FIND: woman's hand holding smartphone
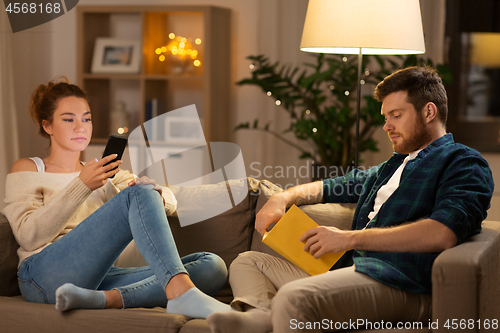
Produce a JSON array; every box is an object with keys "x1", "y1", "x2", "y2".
[
  {"x1": 79, "y1": 155, "x2": 123, "y2": 190},
  {"x1": 79, "y1": 135, "x2": 127, "y2": 190}
]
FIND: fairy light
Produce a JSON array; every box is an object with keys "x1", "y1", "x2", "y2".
[
  {"x1": 345, "y1": 91, "x2": 350, "y2": 96},
  {"x1": 156, "y1": 34, "x2": 202, "y2": 69},
  {"x1": 267, "y1": 91, "x2": 272, "y2": 96},
  {"x1": 276, "y1": 100, "x2": 282, "y2": 106}
]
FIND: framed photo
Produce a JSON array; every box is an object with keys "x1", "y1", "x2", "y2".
[
  {"x1": 164, "y1": 117, "x2": 206, "y2": 145},
  {"x1": 91, "y1": 38, "x2": 142, "y2": 74}
]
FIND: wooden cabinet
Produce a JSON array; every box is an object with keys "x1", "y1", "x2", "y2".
[
  {"x1": 445, "y1": 0, "x2": 500, "y2": 151},
  {"x1": 77, "y1": 5, "x2": 231, "y2": 145}
]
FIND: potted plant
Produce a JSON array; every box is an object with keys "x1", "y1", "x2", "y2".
[{"x1": 236, "y1": 54, "x2": 450, "y2": 179}]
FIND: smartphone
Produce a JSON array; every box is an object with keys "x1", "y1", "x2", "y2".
[{"x1": 102, "y1": 135, "x2": 128, "y2": 178}]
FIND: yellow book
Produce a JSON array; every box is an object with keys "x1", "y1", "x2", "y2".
[{"x1": 262, "y1": 204, "x2": 345, "y2": 276}]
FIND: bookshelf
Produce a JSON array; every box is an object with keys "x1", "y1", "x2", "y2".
[{"x1": 77, "y1": 5, "x2": 231, "y2": 145}]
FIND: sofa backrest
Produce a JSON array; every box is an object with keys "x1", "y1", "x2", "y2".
[
  {"x1": 0, "y1": 177, "x2": 356, "y2": 300},
  {"x1": 0, "y1": 213, "x2": 21, "y2": 296}
]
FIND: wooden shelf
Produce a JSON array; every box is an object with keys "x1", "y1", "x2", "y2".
[{"x1": 77, "y1": 5, "x2": 231, "y2": 143}]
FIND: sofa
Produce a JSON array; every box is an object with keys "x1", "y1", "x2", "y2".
[{"x1": 1, "y1": 177, "x2": 499, "y2": 333}]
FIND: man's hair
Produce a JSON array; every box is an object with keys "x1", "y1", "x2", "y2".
[{"x1": 374, "y1": 66, "x2": 448, "y2": 125}]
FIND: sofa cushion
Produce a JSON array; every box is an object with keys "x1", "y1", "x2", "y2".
[
  {"x1": 0, "y1": 295, "x2": 189, "y2": 333},
  {"x1": 0, "y1": 213, "x2": 21, "y2": 296}
]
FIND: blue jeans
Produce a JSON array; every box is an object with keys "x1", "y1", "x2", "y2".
[{"x1": 17, "y1": 185, "x2": 227, "y2": 308}]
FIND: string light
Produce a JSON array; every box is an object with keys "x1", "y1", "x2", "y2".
[
  {"x1": 345, "y1": 91, "x2": 350, "y2": 96},
  {"x1": 276, "y1": 100, "x2": 282, "y2": 106},
  {"x1": 156, "y1": 34, "x2": 202, "y2": 69},
  {"x1": 267, "y1": 91, "x2": 272, "y2": 96}
]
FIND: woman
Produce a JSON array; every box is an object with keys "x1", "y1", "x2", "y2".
[{"x1": 2, "y1": 78, "x2": 231, "y2": 318}]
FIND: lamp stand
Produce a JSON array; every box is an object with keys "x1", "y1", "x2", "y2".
[{"x1": 354, "y1": 48, "x2": 362, "y2": 169}]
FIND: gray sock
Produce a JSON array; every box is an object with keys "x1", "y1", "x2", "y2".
[
  {"x1": 207, "y1": 308, "x2": 272, "y2": 333},
  {"x1": 166, "y1": 287, "x2": 231, "y2": 318},
  {"x1": 55, "y1": 283, "x2": 106, "y2": 311}
]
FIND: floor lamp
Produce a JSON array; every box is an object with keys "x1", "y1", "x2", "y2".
[{"x1": 300, "y1": 0, "x2": 426, "y2": 168}]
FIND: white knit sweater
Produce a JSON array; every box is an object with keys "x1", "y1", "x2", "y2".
[{"x1": 2, "y1": 169, "x2": 177, "y2": 265}]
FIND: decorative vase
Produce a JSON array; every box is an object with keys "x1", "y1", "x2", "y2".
[{"x1": 110, "y1": 101, "x2": 130, "y2": 135}]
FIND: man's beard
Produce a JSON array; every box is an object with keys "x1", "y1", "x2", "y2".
[{"x1": 391, "y1": 115, "x2": 432, "y2": 154}]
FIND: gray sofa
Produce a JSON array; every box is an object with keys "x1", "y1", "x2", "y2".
[{"x1": 1, "y1": 178, "x2": 499, "y2": 332}]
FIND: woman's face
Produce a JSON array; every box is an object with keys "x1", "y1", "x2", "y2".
[{"x1": 42, "y1": 96, "x2": 92, "y2": 153}]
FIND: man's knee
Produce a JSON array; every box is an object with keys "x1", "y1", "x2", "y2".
[
  {"x1": 272, "y1": 278, "x2": 309, "y2": 310},
  {"x1": 229, "y1": 251, "x2": 264, "y2": 271}
]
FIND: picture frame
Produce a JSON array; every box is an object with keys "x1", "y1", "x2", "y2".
[
  {"x1": 164, "y1": 117, "x2": 206, "y2": 145},
  {"x1": 91, "y1": 38, "x2": 142, "y2": 74}
]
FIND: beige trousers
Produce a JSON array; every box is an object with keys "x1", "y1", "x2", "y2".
[{"x1": 229, "y1": 251, "x2": 431, "y2": 333}]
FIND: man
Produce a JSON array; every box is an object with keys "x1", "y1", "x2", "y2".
[{"x1": 207, "y1": 66, "x2": 494, "y2": 333}]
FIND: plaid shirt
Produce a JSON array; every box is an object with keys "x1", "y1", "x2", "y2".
[{"x1": 323, "y1": 133, "x2": 494, "y2": 294}]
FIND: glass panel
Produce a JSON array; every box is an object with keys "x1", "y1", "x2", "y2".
[{"x1": 462, "y1": 33, "x2": 500, "y2": 121}]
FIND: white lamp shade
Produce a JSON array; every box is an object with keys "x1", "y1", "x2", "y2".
[{"x1": 300, "y1": 0, "x2": 426, "y2": 55}]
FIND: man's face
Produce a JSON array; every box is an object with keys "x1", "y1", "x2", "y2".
[{"x1": 381, "y1": 91, "x2": 431, "y2": 154}]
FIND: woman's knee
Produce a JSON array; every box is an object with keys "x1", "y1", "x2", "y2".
[{"x1": 184, "y1": 252, "x2": 228, "y2": 296}]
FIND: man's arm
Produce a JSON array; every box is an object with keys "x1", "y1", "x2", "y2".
[
  {"x1": 301, "y1": 218, "x2": 458, "y2": 258},
  {"x1": 255, "y1": 181, "x2": 324, "y2": 236}
]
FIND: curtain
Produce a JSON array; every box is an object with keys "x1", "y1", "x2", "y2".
[
  {"x1": 420, "y1": 0, "x2": 446, "y2": 64},
  {"x1": 0, "y1": 11, "x2": 20, "y2": 210}
]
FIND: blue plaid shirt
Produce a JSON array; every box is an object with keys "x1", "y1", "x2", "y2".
[{"x1": 323, "y1": 134, "x2": 494, "y2": 294}]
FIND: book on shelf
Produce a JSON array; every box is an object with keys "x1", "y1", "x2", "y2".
[
  {"x1": 145, "y1": 98, "x2": 167, "y2": 141},
  {"x1": 262, "y1": 204, "x2": 346, "y2": 276}
]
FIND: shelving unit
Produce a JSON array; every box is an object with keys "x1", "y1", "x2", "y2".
[{"x1": 77, "y1": 5, "x2": 231, "y2": 145}]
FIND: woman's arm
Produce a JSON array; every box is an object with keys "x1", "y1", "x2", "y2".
[
  {"x1": 3, "y1": 173, "x2": 93, "y2": 251},
  {"x1": 107, "y1": 170, "x2": 177, "y2": 215}
]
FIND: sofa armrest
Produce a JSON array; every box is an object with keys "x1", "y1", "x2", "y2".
[{"x1": 431, "y1": 221, "x2": 500, "y2": 332}]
